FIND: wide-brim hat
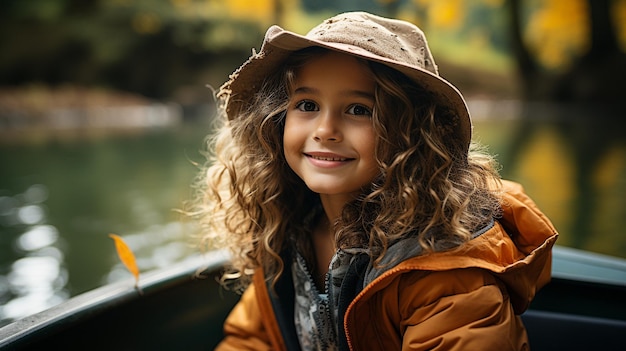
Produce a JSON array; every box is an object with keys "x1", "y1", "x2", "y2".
[{"x1": 219, "y1": 11, "x2": 472, "y2": 150}]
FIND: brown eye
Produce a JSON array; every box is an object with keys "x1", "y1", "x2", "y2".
[
  {"x1": 296, "y1": 100, "x2": 318, "y2": 112},
  {"x1": 347, "y1": 104, "x2": 372, "y2": 116}
]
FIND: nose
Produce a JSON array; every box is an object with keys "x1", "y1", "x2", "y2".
[{"x1": 313, "y1": 111, "x2": 342, "y2": 142}]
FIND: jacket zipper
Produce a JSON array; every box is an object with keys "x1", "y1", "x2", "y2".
[
  {"x1": 343, "y1": 265, "x2": 416, "y2": 350},
  {"x1": 295, "y1": 252, "x2": 335, "y2": 349}
]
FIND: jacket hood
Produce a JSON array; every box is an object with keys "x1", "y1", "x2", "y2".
[{"x1": 364, "y1": 180, "x2": 558, "y2": 314}]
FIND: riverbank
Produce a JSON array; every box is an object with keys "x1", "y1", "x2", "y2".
[{"x1": 0, "y1": 85, "x2": 186, "y2": 144}]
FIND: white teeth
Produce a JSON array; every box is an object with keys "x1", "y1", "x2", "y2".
[{"x1": 312, "y1": 156, "x2": 347, "y2": 161}]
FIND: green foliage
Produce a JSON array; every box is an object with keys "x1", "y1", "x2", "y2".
[{"x1": 0, "y1": 0, "x2": 264, "y2": 99}]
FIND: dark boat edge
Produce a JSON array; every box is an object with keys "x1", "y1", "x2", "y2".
[{"x1": 0, "y1": 249, "x2": 236, "y2": 350}]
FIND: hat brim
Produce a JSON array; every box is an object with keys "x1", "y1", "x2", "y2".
[{"x1": 222, "y1": 25, "x2": 472, "y2": 149}]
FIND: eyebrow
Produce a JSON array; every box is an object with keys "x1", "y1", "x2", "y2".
[{"x1": 293, "y1": 86, "x2": 375, "y2": 101}]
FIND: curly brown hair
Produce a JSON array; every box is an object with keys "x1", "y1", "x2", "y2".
[{"x1": 190, "y1": 47, "x2": 502, "y2": 291}]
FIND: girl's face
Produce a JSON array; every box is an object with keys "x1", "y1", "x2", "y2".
[{"x1": 283, "y1": 51, "x2": 379, "y2": 203}]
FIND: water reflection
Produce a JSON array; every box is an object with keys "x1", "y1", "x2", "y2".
[
  {"x1": 0, "y1": 184, "x2": 69, "y2": 323},
  {"x1": 0, "y1": 182, "x2": 199, "y2": 326},
  {"x1": 17, "y1": 225, "x2": 59, "y2": 252},
  {"x1": 492, "y1": 101, "x2": 626, "y2": 259},
  {"x1": 0, "y1": 123, "x2": 208, "y2": 327}
]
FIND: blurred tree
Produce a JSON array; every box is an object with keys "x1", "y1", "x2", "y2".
[
  {"x1": 0, "y1": 0, "x2": 265, "y2": 100},
  {"x1": 505, "y1": 0, "x2": 626, "y2": 250}
]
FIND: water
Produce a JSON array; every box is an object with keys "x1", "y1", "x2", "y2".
[
  {"x1": 1, "y1": 101, "x2": 625, "y2": 327},
  {"x1": 0, "y1": 122, "x2": 211, "y2": 326}
]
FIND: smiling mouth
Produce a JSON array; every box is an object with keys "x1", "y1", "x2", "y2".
[{"x1": 305, "y1": 153, "x2": 354, "y2": 162}]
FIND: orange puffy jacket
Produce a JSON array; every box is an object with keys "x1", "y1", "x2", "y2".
[{"x1": 216, "y1": 180, "x2": 558, "y2": 351}]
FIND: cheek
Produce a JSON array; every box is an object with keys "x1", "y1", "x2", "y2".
[
  {"x1": 363, "y1": 134, "x2": 381, "y2": 179},
  {"x1": 283, "y1": 116, "x2": 303, "y2": 159},
  {"x1": 358, "y1": 129, "x2": 377, "y2": 162}
]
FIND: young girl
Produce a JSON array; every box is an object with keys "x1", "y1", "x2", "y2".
[{"x1": 194, "y1": 11, "x2": 558, "y2": 351}]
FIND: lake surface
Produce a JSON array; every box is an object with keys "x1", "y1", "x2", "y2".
[
  {"x1": 0, "y1": 121, "x2": 210, "y2": 326},
  {"x1": 1, "y1": 102, "x2": 625, "y2": 326}
]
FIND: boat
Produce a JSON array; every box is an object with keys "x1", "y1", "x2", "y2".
[{"x1": 1, "y1": 246, "x2": 625, "y2": 350}]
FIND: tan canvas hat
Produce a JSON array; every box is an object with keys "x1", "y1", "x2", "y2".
[{"x1": 220, "y1": 11, "x2": 472, "y2": 150}]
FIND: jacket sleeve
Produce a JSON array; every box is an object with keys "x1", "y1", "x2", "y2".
[
  {"x1": 214, "y1": 283, "x2": 274, "y2": 351},
  {"x1": 398, "y1": 269, "x2": 528, "y2": 351}
]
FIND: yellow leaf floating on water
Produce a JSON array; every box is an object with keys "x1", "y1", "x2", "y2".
[{"x1": 109, "y1": 233, "x2": 142, "y2": 293}]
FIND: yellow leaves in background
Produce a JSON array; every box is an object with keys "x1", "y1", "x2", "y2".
[
  {"x1": 109, "y1": 233, "x2": 142, "y2": 293},
  {"x1": 525, "y1": 0, "x2": 590, "y2": 69},
  {"x1": 225, "y1": 0, "x2": 274, "y2": 23},
  {"x1": 615, "y1": 0, "x2": 626, "y2": 52},
  {"x1": 431, "y1": 0, "x2": 591, "y2": 71},
  {"x1": 167, "y1": 0, "x2": 290, "y2": 27},
  {"x1": 413, "y1": 0, "x2": 626, "y2": 71},
  {"x1": 113, "y1": 0, "x2": 626, "y2": 70},
  {"x1": 411, "y1": 0, "x2": 504, "y2": 30},
  {"x1": 428, "y1": 0, "x2": 463, "y2": 29}
]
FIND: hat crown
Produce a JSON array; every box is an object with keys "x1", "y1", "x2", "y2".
[{"x1": 305, "y1": 12, "x2": 438, "y2": 75}]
